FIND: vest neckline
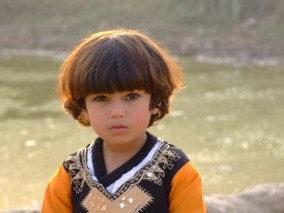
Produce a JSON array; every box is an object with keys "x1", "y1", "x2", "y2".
[{"x1": 92, "y1": 132, "x2": 157, "y2": 188}]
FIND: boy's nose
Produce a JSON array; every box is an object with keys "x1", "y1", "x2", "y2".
[{"x1": 110, "y1": 102, "x2": 125, "y2": 118}]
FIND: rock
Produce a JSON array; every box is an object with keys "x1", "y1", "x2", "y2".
[{"x1": 206, "y1": 183, "x2": 284, "y2": 213}]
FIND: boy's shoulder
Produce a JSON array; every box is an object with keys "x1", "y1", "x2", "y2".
[
  {"x1": 161, "y1": 140, "x2": 189, "y2": 159},
  {"x1": 62, "y1": 143, "x2": 92, "y2": 171},
  {"x1": 157, "y1": 139, "x2": 190, "y2": 172}
]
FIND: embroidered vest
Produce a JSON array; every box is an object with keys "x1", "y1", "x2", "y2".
[{"x1": 63, "y1": 135, "x2": 189, "y2": 213}]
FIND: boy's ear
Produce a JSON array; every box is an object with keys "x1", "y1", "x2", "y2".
[{"x1": 151, "y1": 107, "x2": 160, "y2": 115}]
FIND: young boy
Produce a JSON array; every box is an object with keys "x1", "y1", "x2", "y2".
[{"x1": 42, "y1": 28, "x2": 206, "y2": 212}]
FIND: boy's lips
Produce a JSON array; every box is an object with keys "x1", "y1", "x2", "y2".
[{"x1": 109, "y1": 124, "x2": 128, "y2": 133}]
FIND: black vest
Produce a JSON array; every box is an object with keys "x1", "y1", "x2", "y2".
[{"x1": 63, "y1": 133, "x2": 189, "y2": 213}]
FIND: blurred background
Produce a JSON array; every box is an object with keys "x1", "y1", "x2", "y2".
[{"x1": 0, "y1": 0, "x2": 283, "y2": 211}]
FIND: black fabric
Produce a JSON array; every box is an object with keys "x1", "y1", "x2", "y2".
[{"x1": 165, "y1": 145, "x2": 190, "y2": 197}]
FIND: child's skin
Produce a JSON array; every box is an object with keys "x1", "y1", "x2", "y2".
[{"x1": 83, "y1": 89, "x2": 158, "y2": 174}]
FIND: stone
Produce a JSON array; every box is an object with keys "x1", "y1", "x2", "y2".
[{"x1": 206, "y1": 183, "x2": 284, "y2": 213}]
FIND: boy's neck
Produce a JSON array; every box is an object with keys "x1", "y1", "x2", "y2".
[{"x1": 102, "y1": 134, "x2": 147, "y2": 174}]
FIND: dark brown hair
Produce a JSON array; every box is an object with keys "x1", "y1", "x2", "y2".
[{"x1": 58, "y1": 28, "x2": 183, "y2": 126}]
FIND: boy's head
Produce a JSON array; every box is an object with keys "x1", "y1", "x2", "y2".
[{"x1": 58, "y1": 28, "x2": 183, "y2": 126}]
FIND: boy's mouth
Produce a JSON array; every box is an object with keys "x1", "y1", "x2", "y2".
[{"x1": 109, "y1": 124, "x2": 128, "y2": 133}]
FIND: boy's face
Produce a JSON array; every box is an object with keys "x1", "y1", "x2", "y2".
[{"x1": 83, "y1": 90, "x2": 159, "y2": 148}]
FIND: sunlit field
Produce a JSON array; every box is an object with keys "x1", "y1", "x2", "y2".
[{"x1": 0, "y1": 55, "x2": 283, "y2": 210}]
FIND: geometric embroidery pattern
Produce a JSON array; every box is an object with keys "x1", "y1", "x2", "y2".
[
  {"x1": 82, "y1": 185, "x2": 153, "y2": 212},
  {"x1": 140, "y1": 148, "x2": 181, "y2": 186}
]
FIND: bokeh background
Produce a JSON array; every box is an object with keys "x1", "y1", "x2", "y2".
[{"x1": 0, "y1": 0, "x2": 283, "y2": 210}]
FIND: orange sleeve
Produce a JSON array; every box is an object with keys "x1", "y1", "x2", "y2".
[
  {"x1": 41, "y1": 164, "x2": 73, "y2": 213},
  {"x1": 169, "y1": 162, "x2": 206, "y2": 213}
]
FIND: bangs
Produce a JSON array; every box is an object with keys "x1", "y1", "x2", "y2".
[{"x1": 83, "y1": 39, "x2": 148, "y2": 94}]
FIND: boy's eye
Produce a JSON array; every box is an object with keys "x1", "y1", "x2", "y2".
[
  {"x1": 93, "y1": 95, "x2": 108, "y2": 102},
  {"x1": 125, "y1": 93, "x2": 140, "y2": 100}
]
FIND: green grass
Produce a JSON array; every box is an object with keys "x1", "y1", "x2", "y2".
[{"x1": 0, "y1": 56, "x2": 283, "y2": 210}]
